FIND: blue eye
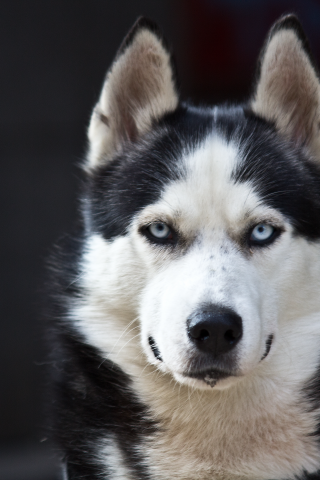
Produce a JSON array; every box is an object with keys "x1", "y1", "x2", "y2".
[
  {"x1": 250, "y1": 224, "x2": 277, "y2": 245},
  {"x1": 148, "y1": 222, "x2": 171, "y2": 239}
]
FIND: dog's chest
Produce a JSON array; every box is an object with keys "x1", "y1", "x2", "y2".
[{"x1": 131, "y1": 377, "x2": 320, "y2": 480}]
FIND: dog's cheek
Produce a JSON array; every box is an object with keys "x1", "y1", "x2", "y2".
[
  {"x1": 236, "y1": 234, "x2": 296, "y2": 370},
  {"x1": 138, "y1": 261, "x2": 193, "y2": 368},
  {"x1": 231, "y1": 276, "x2": 269, "y2": 373}
]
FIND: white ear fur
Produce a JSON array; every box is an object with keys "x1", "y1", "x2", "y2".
[
  {"x1": 87, "y1": 18, "x2": 178, "y2": 169},
  {"x1": 251, "y1": 15, "x2": 320, "y2": 156}
]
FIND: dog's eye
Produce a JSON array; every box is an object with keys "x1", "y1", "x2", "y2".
[
  {"x1": 140, "y1": 221, "x2": 177, "y2": 246},
  {"x1": 148, "y1": 222, "x2": 172, "y2": 239},
  {"x1": 249, "y1": 224, "x2": 278, "y2": 246}
]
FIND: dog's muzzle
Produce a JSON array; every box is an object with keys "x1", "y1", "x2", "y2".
[{"x1": 183, "y1": 304, "x2": 243, "y2": 384}]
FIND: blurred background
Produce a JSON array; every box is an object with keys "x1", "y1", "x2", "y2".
[{"x1": 1, "y1": 1, "x2": 320, "y2": 479}]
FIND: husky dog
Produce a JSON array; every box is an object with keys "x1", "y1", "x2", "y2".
[{"x1": 49, "y1": 14, "x2": 320, "y2": 480}]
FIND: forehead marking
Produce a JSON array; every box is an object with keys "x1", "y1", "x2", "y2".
[{"x1": 152, "y1": 134, "x2": 265, "y2": 231}]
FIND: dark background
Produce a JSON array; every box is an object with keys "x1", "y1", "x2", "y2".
[{"x1": 2, "y1": 1, "x2": 320, "y2": 479}]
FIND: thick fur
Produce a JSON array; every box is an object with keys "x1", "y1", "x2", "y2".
[{"x1": 48, "y1": 15, "x2": 320, "y2": 480}]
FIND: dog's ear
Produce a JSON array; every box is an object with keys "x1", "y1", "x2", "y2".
[
  {"x1": 251, "y1": 14, "x2": 320, "y2": 156},
  {"x1": 87, "y1": 17, "x2": 178, "y2": 169}
]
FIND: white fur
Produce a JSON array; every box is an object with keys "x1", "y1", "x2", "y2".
[
  {"x1": 61, "y1": 463, "x2": 68, "y2": 480},
  {"x1": 101, "y1": 439, "x2": 134, "y2": 480}
]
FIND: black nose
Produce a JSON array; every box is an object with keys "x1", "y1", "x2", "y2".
[{"x1": 187, "y1": 305, "x2": 242, "y2": 356}]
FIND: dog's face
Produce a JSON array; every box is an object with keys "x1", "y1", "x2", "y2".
[
  {"x1": 135, "y1": 133, "x2": 293, "y2": 389},
  {"x1": 79, "y1": 16, "x2": 320, "y2": 390}
]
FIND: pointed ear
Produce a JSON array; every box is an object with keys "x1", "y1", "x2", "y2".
[
  {"x1": 251, "y1": 14, "x2": 320, "y2": 156},
  {"x1": 87, "y1": 17, "x2": 179, "y2": 169}
]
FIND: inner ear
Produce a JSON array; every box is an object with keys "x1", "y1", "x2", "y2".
[
  {"x1": 87, "y1": 17, "x2": 179, "y2": 169},
  {"x1": 251, "y1": 14, "x2": 320, "y2": 154}
]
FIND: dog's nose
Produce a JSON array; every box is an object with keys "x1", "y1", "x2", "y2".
[{"x1": 187, "y1": 305, "x2": 242, "y2": 356}]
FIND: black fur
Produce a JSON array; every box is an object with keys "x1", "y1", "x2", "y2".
[
  {"x1": 298, "y1": 472, "x2": 320, "y2": 480},
  {"x1": 224, "y1": 111, "x2": 320, "y2": 241},
  {"x1": 86, "y1": 106, "x2": 214, "y2": 240},
  {"x1": 53, "y1": 329, "x2": 156, "y2": 480},
  {"x1": 47, "y1": 234, "x2": 156, "y2": 480},
  {"x1": 88, "y1": 104, "x2": 320, "y2": 244}
]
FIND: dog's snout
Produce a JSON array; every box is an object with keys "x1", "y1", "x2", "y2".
[{"x1": 187, "y1": 305, "x2": 243, "y2": 356}]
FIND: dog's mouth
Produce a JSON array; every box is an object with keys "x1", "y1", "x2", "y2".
[
  {"x1": 148, "y1": 335, "x2": 235, "y2": 386},
  {"x1": 183, "y1": 367, "x2": 233, "y2": 387},
  {"x1": 149, "y1": 334, "x2": 274, "y2": 385}
]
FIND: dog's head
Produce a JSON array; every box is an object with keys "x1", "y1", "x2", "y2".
[{"x1": 81, "y1": 16, "x2": 320, "y2": 390}]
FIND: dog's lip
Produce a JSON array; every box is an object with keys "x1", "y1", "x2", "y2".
[
  {"x1": 182, "y1": 367, "x2": 234, "y2": 381},
  {"x1": 148, "y1": 336, "x2": 162, "y2": 361},
  {"x1": 260, "y1": 334, "x2": 274, "y2": 361},
  {"x1": 182, "y1": 367, "x2": 238, "y2": 388}
]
